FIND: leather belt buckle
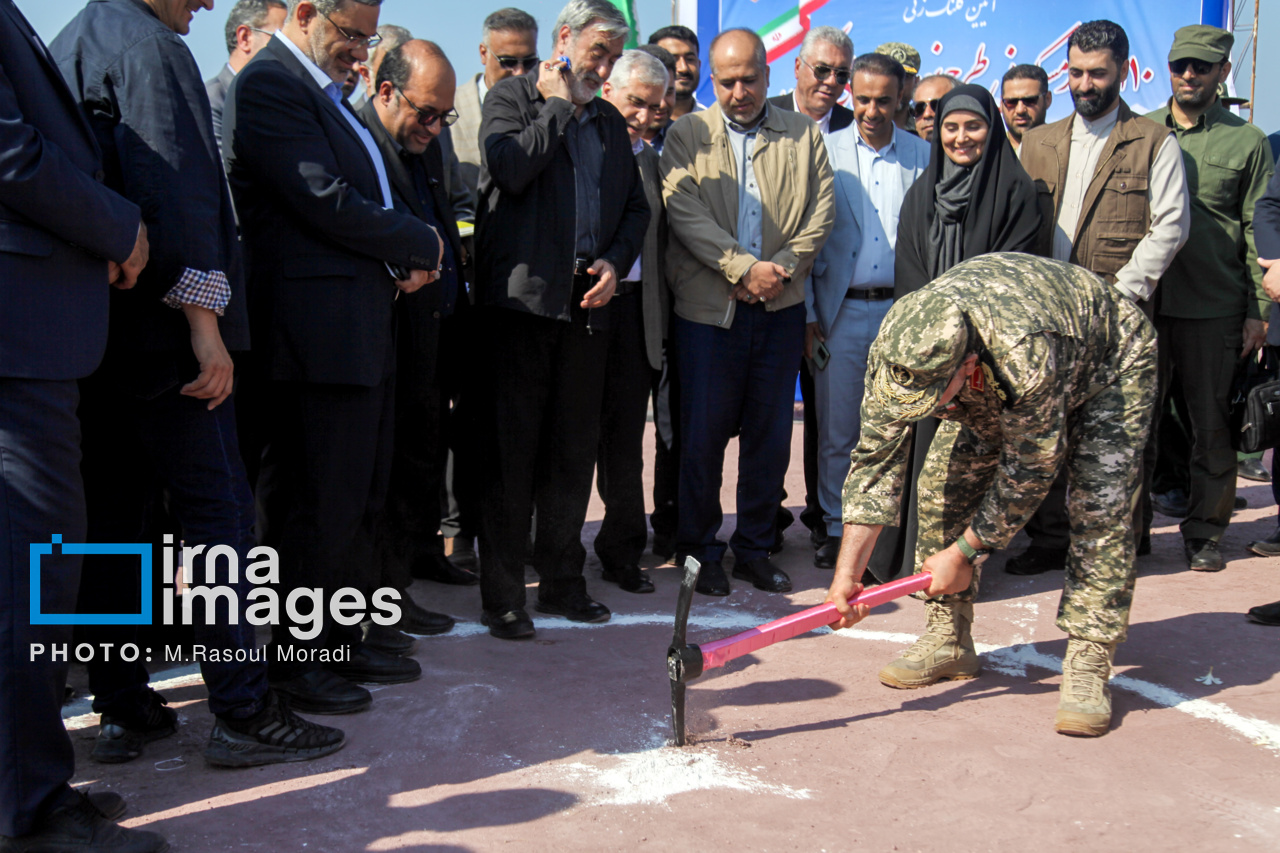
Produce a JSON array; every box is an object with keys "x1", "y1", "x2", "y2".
[{"x1": 844, "y1": 286, "x2": 894, "y2": 301}]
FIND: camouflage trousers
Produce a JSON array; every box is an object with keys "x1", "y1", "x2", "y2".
[{"x1": 912, "y1": 302, "x2": 1158, "y2": 644}]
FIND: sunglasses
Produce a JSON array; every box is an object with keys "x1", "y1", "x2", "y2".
[
  {"x1": 912, "y1": 98, "x2": 940, "y2": 118},
  {"x1": 396, "y1": 88, "x2": 460, "y2": 128},
  {"x1": 1001, "y1": 96, "x2": 1043, "y2": 109},
  {"x1": 319, "y1": 10, "x2": 382, "y2": 49},
  {"x1": 496, "y1": 54, "x2": 540, "y2": 72},
  {"x1": 801, "y1": 57, "x2": 851, "y2": 86},
  {"x1": 1169, "y1": 58, "x2": 1216, "y2": 76}
]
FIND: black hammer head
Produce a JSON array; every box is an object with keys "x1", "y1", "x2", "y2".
[{"x1": 668, "y1": 556, "x2": 702, "y2": 746}]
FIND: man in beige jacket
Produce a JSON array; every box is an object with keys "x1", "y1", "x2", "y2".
[{"x1": 660, "y1": 27, "x2": 835, "y2": 597}]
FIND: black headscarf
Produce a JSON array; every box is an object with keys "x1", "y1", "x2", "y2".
[{"x1": 894, "y1": 84, "x2": 1042, "y2": 298}]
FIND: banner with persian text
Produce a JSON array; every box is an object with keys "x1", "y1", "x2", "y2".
[{"x1": 691, "y1": 0, "x2": 1231, "y2": 121}]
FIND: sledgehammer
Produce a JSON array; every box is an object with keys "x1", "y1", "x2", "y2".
[{"x1": 666, "y1": 557, "x2": 933, "y2": 746}]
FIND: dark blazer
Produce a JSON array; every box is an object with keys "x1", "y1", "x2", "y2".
[
  {"x1": 1254, "y1": 168, "x2": 1280, "y2": 345},
  {"x1": 358, "y1": 98, "x2": 465, "y2": 323},
  {"x1": 205, "y1": 63, "x2": 234, "y2": 154},
  {"x1": 768, "y1": 93, "x2": 854, "y2": 133},
  {"x1": 476, "y1": 74, "x2": 649, "y2": 323},
  {"x1": 0, "y1": 0, "x2": 139, "y2": 380},
  {"x1": 635, "y1": 144, "x2": 668, "y2": 371},
  {"x1": 52, "y1": 0, "x2": 248, "y2": 353},
  {"x1": 224, "y1": 35, "x2": 441, "y2": 386}
]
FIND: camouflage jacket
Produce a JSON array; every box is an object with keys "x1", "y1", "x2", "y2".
[{"x1": 843, "y1": 253, "x2": 1155, "y2": 549}]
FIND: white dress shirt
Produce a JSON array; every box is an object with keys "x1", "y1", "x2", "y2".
[{"x1": 850, "y1": 128, "x2": 907, "y2": 289}]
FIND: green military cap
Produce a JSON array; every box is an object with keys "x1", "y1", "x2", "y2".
[
  {"x1": 1168, "y1": 24, "x2": 1233, "y2": 64},
  {"x1": 876, "y1": 41, "x2": 920, "y2": 74},
  {"x1": 867, "y1": 290, "x2": 970, "y2": 422},
  {"x1": 1218, "y1": 82, "x2": 1248, "y2": 106}
]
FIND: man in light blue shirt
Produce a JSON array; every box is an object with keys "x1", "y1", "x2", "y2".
[{"x1": 805, "y1": 50, "x2": 929, "y2": 569}]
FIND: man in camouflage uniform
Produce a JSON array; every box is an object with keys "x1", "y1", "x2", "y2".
[{"x1": 825, "y1": 253, "x2": 1156, "y2": 737}]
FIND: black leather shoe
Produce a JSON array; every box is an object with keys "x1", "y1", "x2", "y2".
[
  {"x1": 270, "y1": 670, "x2": 371, "y2": 714},
  {"x1": 1239, "y1": 458, "x2": 1271, "y2": 482},
  {"x1": 732, "y1": 557, "x2": 793, "y2": 593},
  {"x1": 536, "y1": 589, "x2": 611, "y2": 623},
  {"x1": 1153, "y1": 488, "x2": 1190, "y2": 518},
  {"x1": 1246, "y1": 600, "x2": 1280, "y2": 625},
  {"x1": 809, "y1": 526, "x2": 829, "y2": 549},
  {"x1": 1234, "y1": 495, "x2": 1248, "y2": 511},
  {"x1": 694, "y1": 559, "x2": 730, "y2": 596},
  {"x1": 327, "y1": 645, "x2": 422, "y2": 684},
  {"x1": 814, "y1": 536, "x2": 841, "y2": 569},
  {"x1": 1185, "y1": 538, "x2": 1225, "y2": 572},
  {"x1": 411, "y1": 552, "x2": 479, "y2": 585},
  {"x1": 1005, "y1": 544, "x2": 1067, "y2": 576},
  {"x1": 360, "y1": 622, "x2": 415, "y2": 655},
  {"x1": 398, "y1": 596, "x2": 455, "y2": 635},
  {"x1": 1247, "y1": 525, "x2": 1280, "y2": 557},
  {"x1": 11, "y1": 789, "x2": 169, "y2": 853},
  {"x1": 601, "y1": 563, "x2": 655, "y2": 593},
  {"x1": 85, "y1": 791, "x2": 126, "y2": 822},
  {"x1": 448, "y1": 537, "x2": 478, "y2": 569},
  {"x1": 481, "y1": 608, "x2": 536, "y2": 640}
]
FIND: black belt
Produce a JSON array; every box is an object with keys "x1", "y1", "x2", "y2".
[
  {"x1": 845, "y1": 287, "x2": 894, "y2": 301},
  {"x1": 615, "y1": 279, "x2": 640, "y2": 296}
]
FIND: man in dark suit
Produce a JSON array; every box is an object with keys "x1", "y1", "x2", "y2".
[
  {"x1": 768, "y1": 26, "x2": 856, "y2": 562},
  {"x1": 225, "y1": 0, "x2": 443, "y2": 713},
  {"x1": 54, "y1": 0, "x2": 346, "y2": 770},
  {"x1": 594, "y1": 50, "x2": 671, "y2": 594},
  {"x1": 0, "y1": 1, "x2": 159, "y2": 849},
  {"x1": 360, "y1": 39, "x2": 469, "y2": 645},
  {"x1": 475, "y1": 0, "x2": 648, "y2": 639},
  {"x1": 207, "y1": 0, "x2": 287, "y2": 152}
]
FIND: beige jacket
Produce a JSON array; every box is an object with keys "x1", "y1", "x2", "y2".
[{"x1": 660, "y1": 102, "x2": 835, "y2": 328}]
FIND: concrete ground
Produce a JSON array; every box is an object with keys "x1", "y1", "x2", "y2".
[{"x1": 63, "y1": 426, "x2": 1280, "y2": 852}]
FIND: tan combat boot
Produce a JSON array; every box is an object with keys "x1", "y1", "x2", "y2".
[
  {"x1": 878, "y1": 600, "x2": 981, "y2": 688},
  {"x1": 1054, "y1": 638, "x2": 1116, "y2": 737}
]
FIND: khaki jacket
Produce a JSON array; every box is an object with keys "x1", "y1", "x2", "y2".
[
  {"x1": 1021, "y1": 101, "x2": 1169, "y2": 284},
  {"x1": 660, "y1": 102, "x2": 835, "y2": 327}
]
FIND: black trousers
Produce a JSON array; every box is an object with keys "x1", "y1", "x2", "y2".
[
  {"x1": 0, "y1": 379, "x2": 85, "y2": 837},
  {"x1": 797, "y1": 358, "x2": 824, "y2": 532},
  {"x1": 256, "y1": 367, "x2": 395, "y2": 679},
  {"x1": 594, "y1": 291, "x2": 657, "y2": 567},
  {"x1": 649, "y1": 345, "x2": 680, "y2": 542},
  {"x1": 381, "y1": 304, "x2": 450, "y2": 592},
  {"x1": 440, "y1": 307, "x2": 481, "y2": 543},
  {"x1": 477, "y1": 307, "x2": 609, "y2": 613}
]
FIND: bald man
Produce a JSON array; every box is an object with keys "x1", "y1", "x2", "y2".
[
  {"x1": 660, "y1": 28, "x2": 835, "y2": 596},
  {"x1": 360, "y1": 41, "x2": 470, "y2": 645}
]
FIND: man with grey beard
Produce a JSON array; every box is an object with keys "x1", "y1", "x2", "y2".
[
  {"x1": 473, "y1": 0, "x2": 649, "y2": 639},
  {"x1": 1012, "y1": 19, "x2": 1189, "y2": 579}
]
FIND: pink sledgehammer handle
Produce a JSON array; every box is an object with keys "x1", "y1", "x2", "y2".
[{"x1": 699, "y1": 572, "x2": 934, "y2": 671}]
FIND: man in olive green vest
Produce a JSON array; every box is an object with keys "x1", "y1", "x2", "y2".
[
  {"x1": 1011, "y1": 19, "x2": 1189, "y2": 577},
  {"x1": 1144, "y1": 25, "x2": 1272, "y2": 571}
]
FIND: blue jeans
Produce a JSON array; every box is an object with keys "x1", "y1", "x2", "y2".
[
  {"x1": 77, "y1": 353, "x2": 265, "y2": 720},
  {"x1": 674, "y1": 302, "x2": 805, "y2": 564}
]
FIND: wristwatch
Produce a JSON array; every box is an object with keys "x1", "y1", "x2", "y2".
[{"x1": 955, "y1": 535, "x2": 993, "y2": 567}]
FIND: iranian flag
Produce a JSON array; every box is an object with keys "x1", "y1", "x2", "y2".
[{"x1": 757, "y1": 0, "x2": 831, "y2": 63}]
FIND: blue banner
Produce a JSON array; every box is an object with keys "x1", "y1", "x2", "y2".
[{"x1": 698, "y1": 0, "x2": 1232, "y2": 122}]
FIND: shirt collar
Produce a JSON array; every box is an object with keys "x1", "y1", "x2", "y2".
[
  {"x1": 856, "y1": 125, "x2": 897, "y2": 155},
  {"x1": 477, "y1": 73, "x2": 489, "y2": 105},
  {"x1": 792, "y1": 90, "x2": 832, "y2": 131},
  {"x1": 631, "y1": 137, "x2": 646, "y2": 155},
  {"x1": 275, "y1": 31, "x2": 338, "y2": 90},
  {"x1": 1076, "y1": 103, "x2": 1120, "y2": 136},
  {"x1": 1162, "y1": 97, "x2": 1226, "y2": 131},
  {"x1": 722, "y1": 102, "x2": 769, "y2": 135}
]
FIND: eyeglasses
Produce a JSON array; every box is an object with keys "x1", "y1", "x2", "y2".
[
  {"x1": 495, "y1": 54, "x2": 540, "y2": 72},
  {"x1": 1169, "y1": 58, "x2": 1216, "y2": 76},
  {"x1": 248, "y1": 26, "x2": 275, "y2": 38},
  {"x1": 319, "y1": 10, "x2": 382, "y2": 49},
  {"x1": 396, "y1": 88, "x2": 460, "y2": 128},
  {"x1": 1001, "y1": 96, "x2": 1043, "y2": 109},
  {"x1": 801, "y1": 57, "x2": 851, "y2": 86},
  {"x1": 912, "y1": 98, "x2": 940, "y2": 118}
]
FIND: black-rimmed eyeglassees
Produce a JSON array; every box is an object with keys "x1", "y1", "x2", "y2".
[
  {"x1": 801, "y1": 57, "x2": 851, "y2": 86},
  {"x1": 319, "y1": 10, "x2": 382, "y2": 49},
  {"x1": 397, "y1": 88, "x2": 460, "y2": 128}
]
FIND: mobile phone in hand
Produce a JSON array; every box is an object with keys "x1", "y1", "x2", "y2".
[{"x1": 812, "y1": 340, "x2": 831, "y2": 371}]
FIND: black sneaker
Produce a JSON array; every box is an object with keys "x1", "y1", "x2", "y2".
[
  {"x1": 91, "y1": 691, "x2": 177, "y2": 764},
  {"x1": 5, "y1": 788, "x2": 168, "y2": 852},
  {"x1": 204, "y1": 689, "x2": 346, "y2": 768}
]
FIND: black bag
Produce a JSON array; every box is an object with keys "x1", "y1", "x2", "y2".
[{"x1": 1229, "y1": 347, "x2": 1280, "y2": 453}]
